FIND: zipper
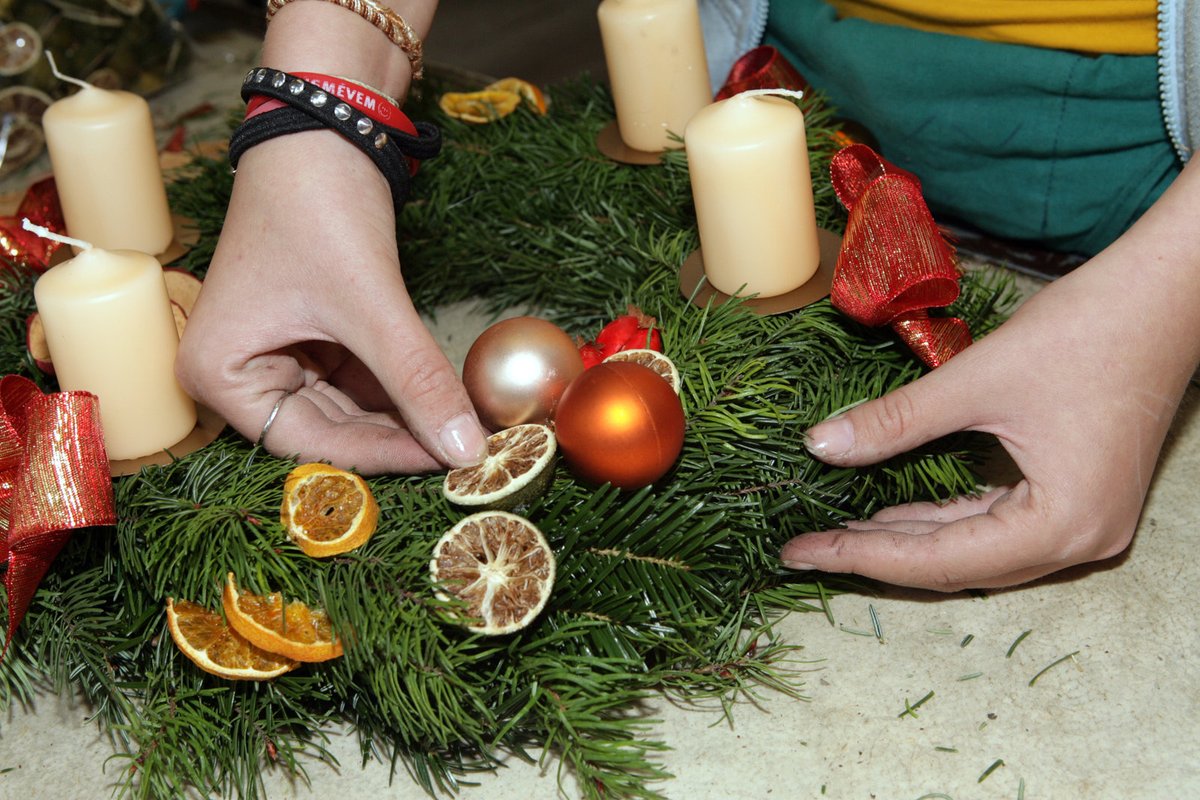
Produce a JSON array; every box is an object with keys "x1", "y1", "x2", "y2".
[
  {"x1": 749, "y1": 0, "x2": 769, "y2": 46},
  {"x1": 1157, "y1": 0, "x2": 1191, "y2": 160}
]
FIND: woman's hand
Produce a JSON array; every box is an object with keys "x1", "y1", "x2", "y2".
[
  {"x1": 175, "y1": 130, "x2": 487, "y2": 475},
  {"x1": 782, "y1": 160, "x2": 1200, "y2": 591}
]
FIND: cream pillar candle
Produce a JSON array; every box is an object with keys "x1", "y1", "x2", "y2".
[
  {"x1": 684, "y1": 93, "x2": 821, "y2": 298},
  {"x1": 42, "y1": 80, "x2": 174, "y2": 256},
  {"x1": 597, "y1": 0, "x2": 712, "y2": 152},
  {"x1": 33, "y1": 245, "x2": 196, "y2": 461}
]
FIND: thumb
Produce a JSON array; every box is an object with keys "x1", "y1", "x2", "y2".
[
  {"x1": 804, "y1": 361, "x2": 976, "y2": 467},
  {"x1": 351, "y1": 311, "x2": 488, "y2": 470}
]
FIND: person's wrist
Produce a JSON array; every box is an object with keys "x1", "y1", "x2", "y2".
[
  {"x1": 261, "y1": 0, "x2": 437, "y2": 103},
  {"x1": 230, "y1": 68, "x2": 442, "y2": 209},
  {"x1": 231, "y1": 128, "x2": 394, "y2": 222}
]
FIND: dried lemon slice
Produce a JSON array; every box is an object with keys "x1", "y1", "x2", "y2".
[
  {"x1": 603, "y1": 349, "x2": 681, "y2": 393},
  {"x1": 165, "y1": 598, "x2": 298, "y2": 681},
  {"x1": 430, "y1": 511, "x2": 555, "y2": 635},
  {"x1": 439, "y1": 89, "x2": 522, "y2": 124},
  {"x1": 484, "y1": 77, "x2": 548, "y2": 114},
  {"x1": 222, "y1": 573, "x2": 344, "y2": 663},
  {"x1": 442, "y1": 423, "x2": 556, "y2": 510},
  {"x1": 280, "y1": 463, "x2": 379, "y2": 558}
]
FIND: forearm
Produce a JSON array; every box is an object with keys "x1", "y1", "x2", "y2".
[
  {"x1": 1081, "y1": 156, "x2": 1200, "y2": 383},
  {"x1": 261, "y1": 0, "x2": 439, "y2": 102},
  {"x1": 230, "y1": 0, "x2": 440, "y2": 222}
]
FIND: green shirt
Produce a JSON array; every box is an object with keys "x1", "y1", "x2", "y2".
[{"x1": 765, "y1": 0, "x2": 1181, "y2": 254}]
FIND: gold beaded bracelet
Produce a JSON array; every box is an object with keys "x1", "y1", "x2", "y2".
[{"x1": 265, "y1": 0, "x2": 425, "y2": 80}]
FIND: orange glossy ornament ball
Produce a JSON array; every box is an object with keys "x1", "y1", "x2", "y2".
[
  {"x1": 554, "y1": 361, "x2": 685, "y2": 490},
  {"x1": 463, "y1": 316, "x2": 585, "y2": 431}
]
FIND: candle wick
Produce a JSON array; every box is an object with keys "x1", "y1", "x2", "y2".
[
  {"x1": 22, "y1": 218, "x2": 92, "y2": 250},
  {"x1": 738, "y1": 88, "x2": 805, "y2": 102},
  {"x1": 45, "y1": 51, "x2": 92, "y2": 92}
]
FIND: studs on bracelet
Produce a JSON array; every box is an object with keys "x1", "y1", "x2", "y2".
[
  {"x1": 240, "y1": 68, "x2": 436, "y2": 169},
  {"x1": 233, "y1": 67, "x2": 442, "y2": 211}
]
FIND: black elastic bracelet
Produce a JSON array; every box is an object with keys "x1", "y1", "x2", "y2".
[{"x1": 228, "y1": 68, "x2": 442, "y2": 209}]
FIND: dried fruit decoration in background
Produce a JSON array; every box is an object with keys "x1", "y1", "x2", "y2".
[
  {"x1": 280, "y1": 463, "x2": 380, "y2": 558},
  {"x1": 430, "y1": 511, "x2": 555, "y2": 635},
  {"x1": 0, "y1": 23, "x2": 42, "y2": 79},
  {"x1": 439, "y1": 77, "x2": 548, "y2": 124},
  {"x1": 439, "y1": 89, "x2": 520, "y2": 124},
  {"x1": 0, "y1": 85, "x2": 51, "y2": 179},
  {"x1": 485, "y1": 77, "x2": 548, "y2": 114},
  {"x1": 0, "y1": 0, "x2": 192, "y2": 177}
]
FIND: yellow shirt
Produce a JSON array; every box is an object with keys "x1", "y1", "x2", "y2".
[{"x1": 828, "y1": 0, "x2": 1157, "y2": 54}]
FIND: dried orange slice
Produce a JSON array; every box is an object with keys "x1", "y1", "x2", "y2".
[
  {"x1": 485, "y1": 77, "x2": 548, "y2": 114},
  {"x1": 442, "y1": 423, "x2": 556, "y2": 510},
  {"x1": 430, "y1": 511, "x2": 555, "y2": 635},
  {"x1": 280, "y1": 463, "x2": 379, "y2": 558},
  {"x1": 438, "y1": 89, "x2": 521, "y2": 124},
  {"x1": 222, "y1": 573, "x2": 344, "y2": 663},
  {"x1": 603, "y1": 349, "x2": 681, "y2": 393},
  {"x1": 165, "y1": 597, "x2": 298, "y2": 680}
]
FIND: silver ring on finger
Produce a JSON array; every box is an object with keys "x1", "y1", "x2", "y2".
[{"x1": 257, "y1": 390, "x2": 295, "y2": 447}]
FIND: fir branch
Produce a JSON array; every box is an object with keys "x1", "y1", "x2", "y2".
[
  {"x1": 0, "y1": 264, "x2": 48, "y2": 389},
  {"x1": 0, "y1": 70, "x2": 1021, "y2": 799}
]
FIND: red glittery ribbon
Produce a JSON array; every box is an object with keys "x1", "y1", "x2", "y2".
[
  {"x1": 0, "y1": 375, "x2": 115, "y2": 657},
  {"x1": 715, "y1": 45, "x2": 810, "y2": 101},
  {"x1": 0, "y1": 177, "x2": 67, "y2": 272},
  {"x1": 829, "y1": 144, "x2": 972, "y2": 368}
]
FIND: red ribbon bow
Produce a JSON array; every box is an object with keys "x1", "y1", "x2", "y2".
[
  {"x1": 1, "y1": 375, "x2": 115, "y2": 656},
  {"x1": 0, "y1": 177, "x2": 67, "y2": 273},
  {"x1": 715, "y1": 45, "x2": 810, "y2": 101},
  {"x1": 829, "y1": 145, "x2": 972, "y2": 368}
]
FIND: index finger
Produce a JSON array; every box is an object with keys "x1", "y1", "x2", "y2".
[{"x1": 341, "y1": 287, "x2": 488, "y2": 470}]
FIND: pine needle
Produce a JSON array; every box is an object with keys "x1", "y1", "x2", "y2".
[{"x1": 0, "y1": 71, "x2": 1018, "y2": 798}]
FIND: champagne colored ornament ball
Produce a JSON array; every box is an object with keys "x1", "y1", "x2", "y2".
[
  {"x1": 554, "y1": 361, "x2": 685, "y2": 490},
  {"x1": 463, "y1": 316, "x2": 585, "y2": 431}
]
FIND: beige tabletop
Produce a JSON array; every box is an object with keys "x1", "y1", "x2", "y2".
[
  {"x1": 4, "y1": 12, "x2": 1199, "y2": 800},
  {"x1": 7, "y1": 297, "x2": 1199, "y2": 799}
]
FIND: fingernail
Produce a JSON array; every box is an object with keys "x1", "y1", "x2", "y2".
[
  {"x1": 439, "y1": 413, "x2": 488, "y2": 467},
  {"x1": 803, "y1": 416, "x2": 855, "y2": 459},
  {"x1": 780, "y1": 541, "x2": 817, "y2": 571}
]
